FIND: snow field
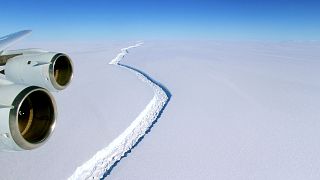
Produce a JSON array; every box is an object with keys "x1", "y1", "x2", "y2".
[{"x1": 69, "y1": 43, "x2": 169, "y2": 179}]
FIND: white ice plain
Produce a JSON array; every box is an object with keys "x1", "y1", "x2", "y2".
[
  {"x1": 1, "y1": 40, "x2": 320, "y2": 180},
  {"x1": 69, "y1": 42, "x2": 170, "y2": 179}
]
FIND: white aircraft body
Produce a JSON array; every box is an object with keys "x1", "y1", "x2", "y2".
[{"x1": 0, "y1": 30, "x2": 73, "y2": 151}]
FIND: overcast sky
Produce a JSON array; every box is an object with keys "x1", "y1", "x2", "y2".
[{"x1": 1, "y1": 0, "x2": 320, "y2": 41}]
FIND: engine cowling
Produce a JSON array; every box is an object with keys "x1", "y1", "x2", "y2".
[
  {"x1": 0, "y1": 85, "x2": 56, "y2": 151},
  {"x1": 5, "y1": 52, "x2": 73, "y2": 91}
]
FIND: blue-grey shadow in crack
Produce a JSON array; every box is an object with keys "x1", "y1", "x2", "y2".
[{"x1": 101, "y1": 63, "x2": 172, "y2": 179}]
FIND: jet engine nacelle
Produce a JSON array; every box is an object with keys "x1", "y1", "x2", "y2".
[
  {"x1": 0, "y1": 85, "x2": 56, "y2": 151},
  {"x1": 0, "y1": 30, "x2": 73, "y2": 152},
  {"x1": 5, "y1": 52, "x2": 73, "y2": 91}
]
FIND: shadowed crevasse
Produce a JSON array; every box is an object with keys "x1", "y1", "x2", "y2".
[
  {"x1": 101, "y1": 63, "x2": 172, "y2": 179},
  {"x1": 68, "y1": 43, "x2": 171, "y2": 180}
]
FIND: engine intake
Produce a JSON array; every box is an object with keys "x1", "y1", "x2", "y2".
[
  {"x1": 0, "y1": 85, "x2": 57, "y2": 151},
  {"x1": 49, "y1": 53, "x2": 73, "y2": 90}
]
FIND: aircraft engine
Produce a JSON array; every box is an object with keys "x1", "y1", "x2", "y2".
[
  {"x1": 0, "y1": 85, "x2": 56, "y2": 151},
  {"x1": 0, "y1": 30, "x2": 73, "y2": 152},
  {"x1": 4, "y1": 52, "x2": 73, "y2": 91}
]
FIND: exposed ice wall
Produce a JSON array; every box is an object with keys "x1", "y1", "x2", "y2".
[{"x1": 69, "y1": 43, "x2": 169, "y2": 179}]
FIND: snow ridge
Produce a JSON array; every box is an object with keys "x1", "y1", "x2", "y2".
[{"x1": 69, "y1": 43, "x2": 170, "y2": 179}]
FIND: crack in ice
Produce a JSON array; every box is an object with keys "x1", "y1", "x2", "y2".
[{"x1": 69, "y1": 43, "x2": 170, "y2": 179}]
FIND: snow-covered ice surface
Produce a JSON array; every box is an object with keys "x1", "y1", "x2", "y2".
[
  {"x1": 108, "y1": 41, "x2": 320, "y2": 180},
  {"x1": 1, "y1": 40, "x2": 320, "y2": 180},
  {"x1": 69, "y1": 42, "x2": 170, "y2": 179}
]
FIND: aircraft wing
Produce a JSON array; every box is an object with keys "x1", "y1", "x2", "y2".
[{"x1": 0, "y1": 30, "x2": 31, "y2": 54}]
